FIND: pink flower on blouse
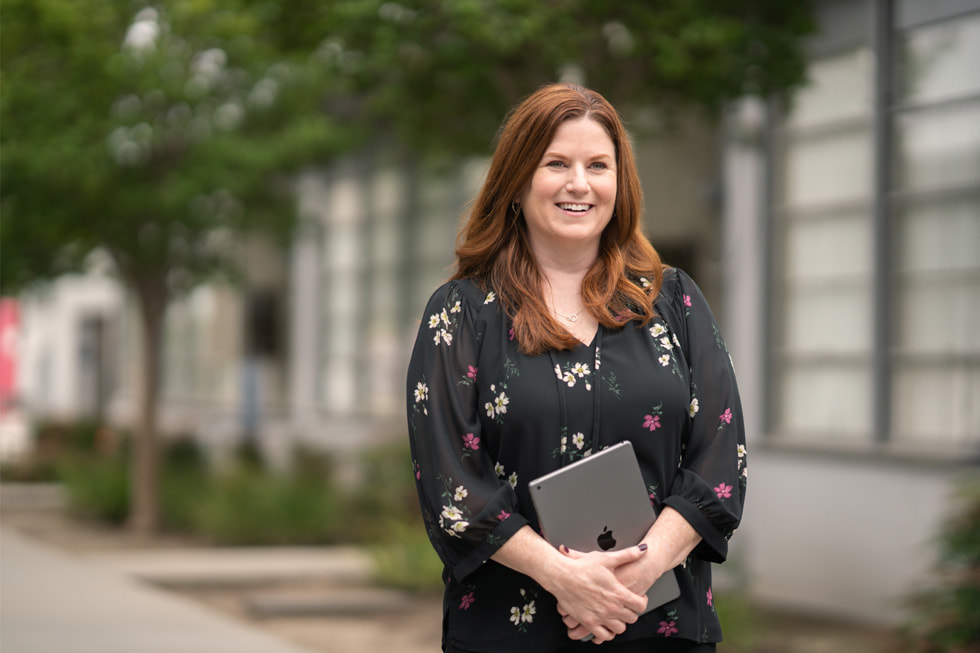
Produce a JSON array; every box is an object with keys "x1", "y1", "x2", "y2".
[
  {"x1": 460, "y1": 592, "x2": 475, "y2": 610},
  {"x1": 508, "y1": 327, "x2": 515, "y2": 341},
  {"x1": 462, "y1": 433, "x2": 480, "y2": 451},
  {"x1": 658, "y1": 620, "x2": 678, "y2": 637},
  {"x1": 415, "y1": 463, "x2": 421, "y2": 480},
  {"x1": 466, "y1": 365, "x2": 478, "y2": 381},
  {"x1": 643, "y1": 414, "x2": 661, "y2": 431},
  {"x1": 719, "y1": 408, "x2": 732, "y2": 424},
  {"x1": 707, "y1": 587, "x2": 713, "y2": 606},
  {"x1": 497, "y1": 510, "x2": 511, "y2": 521},
  {"x1": 714, "y1": 482, "x2": 733, "y2": 499},
  {"x1": 683, "y1": 294, "x2": 692, "y2": 307}
]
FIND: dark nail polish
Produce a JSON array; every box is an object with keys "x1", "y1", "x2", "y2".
[{"x1": 638, "y1": 543, "x2": 648, "y2": 552}]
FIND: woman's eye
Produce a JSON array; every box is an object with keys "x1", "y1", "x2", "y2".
[
  {"x1": 590, "y1": 161, "x2": 608, "y2": 170},
  {"x1": 546, "y1": 160, "x2": 565, "y2": 168}
]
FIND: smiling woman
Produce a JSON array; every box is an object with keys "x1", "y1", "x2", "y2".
[{"x1": 407, "y1": 83, "x2": 746, "y2": 653}]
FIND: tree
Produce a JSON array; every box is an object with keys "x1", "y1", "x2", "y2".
[
  {"x1": 317, "y1": 0, "x2": 815, "y2": 154},
  {"x1": 1, "y1": 0, "x2": 353, "y2": 533}
]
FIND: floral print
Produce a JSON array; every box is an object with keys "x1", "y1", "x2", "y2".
[
  {"x1": 554, "y1": 361, "x2": 593, "y2": 390},
  {"x1": 407, "y1": 268, "x2": 745, "y2": 649},
  {"x1": 509, "y1": 588, "x2": 538, "y2": 632}
]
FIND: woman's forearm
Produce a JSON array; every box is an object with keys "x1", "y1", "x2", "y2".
[{"x1": 631, "y1": 507, "x2": 702, "y2": 588}]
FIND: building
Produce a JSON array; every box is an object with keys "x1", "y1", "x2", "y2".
[{"x1": 721, "y1": 0, "x2": 980, "y2": 623}]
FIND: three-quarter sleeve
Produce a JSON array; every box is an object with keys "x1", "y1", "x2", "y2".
[
  {"x1": 407, "y1": 281, "x2": 528, "y2": 582},
  {"x1": 660, "y1": 269, "x2": 747, "y2": 563}
]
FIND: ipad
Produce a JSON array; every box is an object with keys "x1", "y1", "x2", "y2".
[{"x1": 528, "y1": 440, "x2": 680, "y2": 613}]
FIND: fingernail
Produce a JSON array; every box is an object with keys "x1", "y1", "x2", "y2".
[{"x1": 638, "y1": 543, "x2": 648, "y2": 552}]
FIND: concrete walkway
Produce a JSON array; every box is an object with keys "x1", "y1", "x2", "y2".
[{"x1": 0, "y1": 525, "x2": 322, "y2": 653}]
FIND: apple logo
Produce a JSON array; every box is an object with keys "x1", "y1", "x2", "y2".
[{"x1": 597, "y1": 526, "x2": 616, "y2": 551}]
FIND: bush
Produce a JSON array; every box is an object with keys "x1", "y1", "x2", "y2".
[
  {"x1": 59, "y1": 454, "x2": 129, "y2": 524},
  {"x1": 341, "y1": 437, "x2": 422, "y2": 543},
  {"x1": 905, "y1": 479, "x2": 980, "y2": 652},
  {"x1": 369, "y1": 520, "x2": 444, "y2": 594},
  {"x1": 191, "y1": 462, "x2": 342, "y2": 545}
]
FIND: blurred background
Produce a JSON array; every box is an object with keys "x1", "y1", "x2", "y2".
[{"x1": 2, "y1": 0, "x2": 978, "y2": 651}]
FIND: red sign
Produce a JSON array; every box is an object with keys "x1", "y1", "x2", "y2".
[{"x1": 0, "y1": 298, "x2": 18, "y2": 414}]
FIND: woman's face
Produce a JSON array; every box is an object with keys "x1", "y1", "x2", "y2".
[{"x1": 519, "y1": 117, "x2": 617, "y2": 259}]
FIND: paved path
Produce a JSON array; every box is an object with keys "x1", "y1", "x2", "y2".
[{"x1": 0, "y1": 526, "x2": 319, "y2": 653}]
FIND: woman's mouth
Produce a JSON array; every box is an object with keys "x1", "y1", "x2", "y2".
[{"x1": 556, "y1": 202, "x2": 592, "y2": 214}]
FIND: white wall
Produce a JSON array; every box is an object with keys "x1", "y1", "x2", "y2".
[{"x1": 19, "y1": 274, "x2": 124, "y2": 420}]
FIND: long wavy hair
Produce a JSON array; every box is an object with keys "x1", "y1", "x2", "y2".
[{"x1": 453, "y1": 83, "x2": 664, "y2": 355}]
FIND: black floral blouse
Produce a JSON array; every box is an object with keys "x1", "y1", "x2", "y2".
[{"x1": 406, "y1": 268, "x2": 747, "y2": 652}]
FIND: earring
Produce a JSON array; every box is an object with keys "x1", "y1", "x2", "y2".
[{"x1": 511, "y1": 201, "x2": 520, "y2": 214}]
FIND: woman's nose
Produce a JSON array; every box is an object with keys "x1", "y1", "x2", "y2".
[{"x1": 566, "y1": 165, "x2": 589, "y2": 193}]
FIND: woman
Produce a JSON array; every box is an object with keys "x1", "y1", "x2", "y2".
[{"x1": 406, "y1": 83, "x2": 746, "y2": 652}]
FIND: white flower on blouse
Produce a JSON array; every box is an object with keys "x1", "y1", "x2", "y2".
[
  {"x1": 572, "y1": 433, "x2": 585, "y2": 450},
  {"x1": 508, "y1": 472, "x2": 518, "y2": 489},
  {"x1": 450, "y1": 300, "x2": 461, "y2": 314},
  {"x1": 494, "y1": 392, "x2": 509, "y2": 414},
  {"x1": 660, "y1": 336, "x2": 673, "y2": 350},
  {"x1": 650, "y1": 323, "x2": 667, "y2": 338},
  {"x1": 495, "y1": 462, "x2": 506, "y2": 476},
  {"x1": 484, "y1": 292, "x2": 496, "y2": 304},
  {"x1": 673, "y1": 334, "x2": 681, "y2": 348},
  {"x1": 446, "y1": 521, "x2": 469, "y2": 537},
  {"x1": 454, "y1": 486, "x2": 468, "y2": 502},
  {"x1": 737, "y1": 444, "x2": 747, "y2": 459},
  {"x1": 689, "y1": 398, "x2": 700, "y2": 418},
  {"x1": 521, "y1": 601, "x2": 536, "y2": 623},
  {"x1": 509, "y1": 607, "x2": 522, "y2": 626},
  {"x1": 428, "y1": 315, "x2": 441, "y2": 329},
  {"x1": 442, "y1": 505, "x2": 463, "y2": 521},
  {"x1": 571, "y1": 363, "x2": 591, "y2": 377},
  {"x1": 639, "y1": 277, "x2": 652, "y2": 288},
  {"x1": 414, "y1": 382, "x2": 428, "y2": 403},
  {"x1": 659, "y1": 354, "x2": 671, "y2": 367}
]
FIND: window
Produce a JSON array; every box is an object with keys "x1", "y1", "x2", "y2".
[{"x1": 769, "y1": 1, "x2": 980, "y2": 454}]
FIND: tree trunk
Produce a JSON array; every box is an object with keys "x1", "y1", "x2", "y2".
[{"x1": 128, "y1": 277, "x2": 167, "y2": 536}]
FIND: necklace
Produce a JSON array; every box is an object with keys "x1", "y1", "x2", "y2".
[{"x1": 554, "y1": 308, "x2": 583, "y2": 322}]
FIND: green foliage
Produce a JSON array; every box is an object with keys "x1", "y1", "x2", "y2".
[
  {"x1": 318, "y1": 0, "x2": 816, "y2": 154},
  {"x1": 59, "y1": 454, "x2": 131, "y2": 524},
  {"x1": 715, "y1": 592, "x2": 759, "y2": 653},
  {"x1": 341, "y1": 437, "x2": 423, "y2": 542},
  {"x1": 192, "y1": 464, "x2": 342, "y2": 545},
  {"x1": 1, "y1": 0, "x2": 350, "y2": 295},
  {"x1": 905, "y1": 479, "x2": 980, "y2": 652},
  {"x1": 369, "y1": 521, "x2": 445, "y2": 594}
]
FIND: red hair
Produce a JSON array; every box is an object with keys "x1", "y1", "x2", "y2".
[{"x1": 453, "y1": 83, "x2": 664, "y2": 355}]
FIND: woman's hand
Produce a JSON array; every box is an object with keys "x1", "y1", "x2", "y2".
[{"x1": 551, "y1": 544, "x2": 649, "y2": 644}]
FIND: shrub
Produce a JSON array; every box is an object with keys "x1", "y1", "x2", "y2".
[
  {"x1": 58, "y1": 454, "x2": 129, "y2": 524},
  {"x1": 191, "y1": 463, "x2": 342, "y2": 545},
  {"x1": 905, "y1": 479, "x2": 980, "y2": 652},
  {"x1": 369, "y1": 521, "x2": 445, "y2": 594},
  {"x1": 341, "y1": 437, "x2": 422, "y2": 542}
]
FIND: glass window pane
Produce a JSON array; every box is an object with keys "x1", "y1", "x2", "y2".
[
  {"x1": 786, "y1": 49, "x2": 873, "y2": 128},
  {"x1": 895, "y1": 101, "x2": 980, "y2": 192},
  {"x1": 781, "y1": 128, "x2": 874, "y2": 206},
  {"x1": 892, "y1": 364, "x2": 980, "y2": 446},
  {"x1": 895, "y1": 276, "x2": 980, "y2": 354},
  {"x1": 783, "y1": 213, "x2": 873, "y2": 282},
  {"x1": 782, "y1": 284, "x2": 873, "y2": 354},
  {"x1": 777, "y1": 365, "x2": 873, "y2": 438},
  {"x1": 898, "y1": 12, "x2": 980, "y2": 104},
  {"x1": 897, "y1": 197, "x2": 980, "y2": 274}
]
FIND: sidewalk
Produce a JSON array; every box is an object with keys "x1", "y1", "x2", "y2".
[{"x1": 0, "y1": 525, "x2": 324, "y2": 653}]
